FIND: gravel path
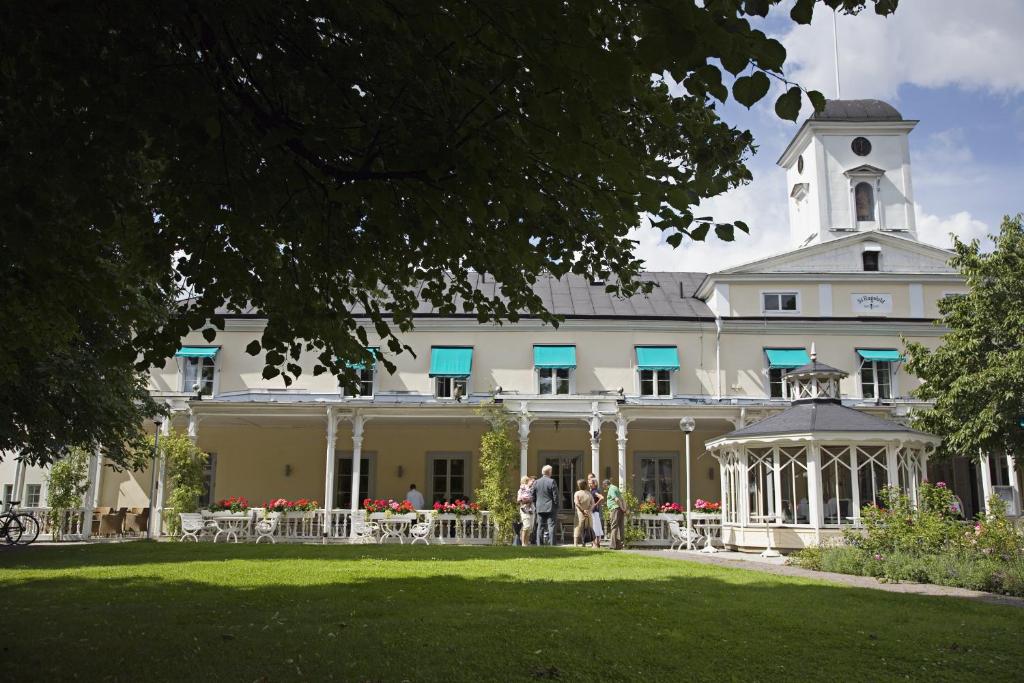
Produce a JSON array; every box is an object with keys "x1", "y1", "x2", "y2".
[{"x1": 628, "y1": 548, "x2": 1024, "y2": 609}]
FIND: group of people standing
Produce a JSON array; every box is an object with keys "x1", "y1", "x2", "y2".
[{"x1": 516, "y1": 465, "x2": 627, "y2": 549}]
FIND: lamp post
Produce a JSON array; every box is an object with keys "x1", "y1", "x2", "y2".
[
  {"x1": 146, "y1": 418, "x2": 163, "y2": 540},
  {"x1": 679, "y1": 416, "x2": 695, "y2": 550}
]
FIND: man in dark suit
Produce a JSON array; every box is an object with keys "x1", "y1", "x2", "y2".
[{"x1": 533, "y1": 465, "x2": 559, "y2": 545}]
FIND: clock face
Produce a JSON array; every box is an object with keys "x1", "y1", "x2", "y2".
[
  {"x1": 797, "y1": 155, "x2": 804, "y2": 173},
  {"x1": 851, "y1": 136, "x2": 872, "y2": 156}
]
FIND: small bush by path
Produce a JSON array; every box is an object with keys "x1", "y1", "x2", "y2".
[{"x1": 792, "y1": 484, "x2": 1024, "y2": 597}]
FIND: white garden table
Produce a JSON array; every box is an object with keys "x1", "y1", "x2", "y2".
[
  {"x1": 689, "y1": 513, "x2": 722, "y2": 553},
  {"x1": 373, "y1": 514, "x2": 414, "y2": 544},
  {"x1": 210, "y1": 512, "x2": 250, "y2": 543}
]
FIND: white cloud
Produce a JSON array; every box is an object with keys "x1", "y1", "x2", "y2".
[
  {"x1": 915, "y1": 205, "x2": 991, "y2": 249},
  {"x1": 630, "y1": 169, "x2": 794, "y2": 273},
  {"x1": 780, "y1": 0, "x2": 1024, "y2": 100}
]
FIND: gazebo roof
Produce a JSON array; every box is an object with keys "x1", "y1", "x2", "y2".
[
  {"x1": 715, "y1": 402, "x2": 933, "y2": 440},
  {"x1": 787, "y1": 360, "x2": 847, "y2": 377}
]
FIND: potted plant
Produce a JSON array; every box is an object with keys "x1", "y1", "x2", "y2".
[
  {"x1": 658, "y1": 502, "x2": 685, "y2": 516},
  {"x1": 693, "y1": 499, "x2": 721, "y2": 515},
  {"x1": 432, "y1": 499, "x2": 481, "y2": 538},
  {"x1": 210, "y1": 496, "x2": 250, "y2": 515}
]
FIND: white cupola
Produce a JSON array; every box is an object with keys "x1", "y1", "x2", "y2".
[{"x1": 776, "y1": 100, "x2": 918, "y2": 248}]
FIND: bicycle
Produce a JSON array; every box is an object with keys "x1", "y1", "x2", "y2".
[{"x1": 1, "y1": 501, "x2": 41, "y2": 547}]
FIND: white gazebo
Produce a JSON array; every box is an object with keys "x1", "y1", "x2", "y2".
[{"x1": 705, "y1": 352, "x2": 940, "y2": 552}]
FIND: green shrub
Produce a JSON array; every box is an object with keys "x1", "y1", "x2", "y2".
[
  {"x1": 45, "y1": 446, "x2": 91, "y2": 541},
  {"x1": 474, "y1": 403, "x2": 518, "y2": 545},
  {"x1": 848, "y1": 484, "x2": 966, "y2": 557}
]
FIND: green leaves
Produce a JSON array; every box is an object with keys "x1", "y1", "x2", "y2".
[
  {"x1": 774, "y1": 86, "x2": 803, "y2": 121},
  {"x1": 790, "y1": 0, "x2": 816, "y2": 24},
  {"x1": 907, "y1": 215, "x2": 1024, "y2": 460},
  {"x1": 0, "y1": 1, "x2": 902, "y2": 467},
  {"x1": 732, "y1": 72, "x2": 771, "y2": 108}
]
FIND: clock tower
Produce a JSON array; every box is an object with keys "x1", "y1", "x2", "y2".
[{"x1": 776, "y1": 99, "x2": 919, "y2": 247}]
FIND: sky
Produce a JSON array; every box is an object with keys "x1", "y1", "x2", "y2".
[{"x1": 630, "y1": 0, "x2": 1024, "y2": 273}]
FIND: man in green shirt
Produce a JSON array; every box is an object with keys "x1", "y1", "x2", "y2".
[{"x1": 603, "y1": 479, "x2": 625, "y2": 549}]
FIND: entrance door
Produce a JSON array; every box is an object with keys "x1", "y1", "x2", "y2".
[{"x1": 542, "y1": 452, "x2": 584, "y2": 510}]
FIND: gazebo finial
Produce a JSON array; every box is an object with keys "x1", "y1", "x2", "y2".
[{"x1": 810, "y1": 342, "x2": 817, "y2": 362}]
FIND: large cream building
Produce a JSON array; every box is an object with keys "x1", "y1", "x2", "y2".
[{"x1": 4, "y1": 100, "x2": 1021, "y2": 548}]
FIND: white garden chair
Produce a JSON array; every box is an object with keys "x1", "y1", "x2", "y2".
[
  {"x1": 410, "y1": 521, "x2": 432, "y2": 545},
  {"x1": 350, "y1": 518, "x2": 380, "y2": 544},
  {"x1": 179, "y1": 513, "x2": 209, "y2": 542},
  {"x1": 668, "y1": 520, "x2": 703, "y2": 551},
  {"x1": 254, "y1": 514, "x2": 279, "y2": 544}
]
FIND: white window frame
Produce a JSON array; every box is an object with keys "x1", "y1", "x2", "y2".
[
  {"x1": 637, "y1": 369, "x2": 673, "y2": 398},
  {"x1": 434, "y1": 376, "x2": 469, "y2": 400},
  {"x1": 536, "y1": 367, "x2": 574, "y2": 396},
  {"x1": 2, "y1": 484, "x2": 12, "y2": 511},
  {"x1": 427, "y1": 452, "x2": 470, "y2": 504},
  {"x1": 633, "y1": 452, "x2": 679, "y2": 506},
  {"x1": 859, "y1": 359, "x2": 896, "y2": 401},
  {"x1": 179, "y1": 354, "x2": 219, "y2": 396},
  {"x1": 760, "y1": 291, "x2": 801, "y2": 315},
  {"x1": 342, "y1": 364, "x2": 377, "y2": 398},
  {"x1": 24, "y1": 483, "x2": 41, "y2": 508},
  {"x1": 767, "y1": 367, "x2": 791, "y2": 400}
]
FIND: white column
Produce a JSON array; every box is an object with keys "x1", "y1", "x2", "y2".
[
  {"x1": 885, "y1": 443, "x2": 899, "y2": 488},
  {"x1": 589, "y1": 421, "x2": 601, "y2": 479},
  {"x1": 12, "y1": 459, "x2": 26, "y2": 507},
  {"x1": 771, "y1": 447, "x2": 783, "y2": 525},
  {"x1": 737, "y1": 448, "x2": 749, "y2": 528},
  {"x1": 323, "y1": 407, "x2": 338, "y2": 537},
  {"x1": 349, "y1": 412, "x2": 365, "y2": 535},
  {"x1": 152, "y1": 418, "x2": 172, "y2": 537},
  {"x1": 979, "y1": 451, "x2": 993, "y2": 514},
  {"x1": 1007, "y1": 454, "x2": 1022, "y2": 517},
  {"x1": 518, "y1": 409, "x2": 531, "y2": 479},
  {"x1": 615, "y1": 415, "x2": 628, "y2": 487},
  {"x1": 82, "y1": 448, "x2": 101, "y2": 540},
  {"x1": 718, "y1": 451, "x2": 728, "y2": 523},
  {"x1": 92, "y1": 452, "x2": 104, "y2": 509},
  {"x1": 850, "y1": 447, "x2": 861, "y2": 523},
  {"x1": 806, "y1": 443, "x2": 823, "y2": 530}
]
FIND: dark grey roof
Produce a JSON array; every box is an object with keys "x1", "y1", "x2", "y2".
[
  {"x1": 788, "y1": 360, "x2": 847, "y2": 376},
  {"x1": 210, "y1": 272, "x2": 714, "y2": 320},
  {"x1": 723, "y1": 402, "x2": 930, "y2": 439},
  {"x1": 811, "y1": 99, "x2": 902, "y2": 122}
]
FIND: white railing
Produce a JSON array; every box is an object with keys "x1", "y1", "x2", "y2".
[
  {"x1": 18, "y1": 507, "x2": 88, "y2": 540},
  {"x1": 158, "y1": 508, "x2": 498, "y2": 544},
  {"x1": 626, "y1": 513, "x2": 723, "y2": 548}
]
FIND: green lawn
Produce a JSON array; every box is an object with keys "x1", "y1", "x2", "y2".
[{"x1": 2, "y1": 544, "x2": 1022, "y2": 682}]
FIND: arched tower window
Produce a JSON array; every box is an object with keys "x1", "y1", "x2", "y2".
[{"x1": 855, "y1": 182, "x2": 875, "y2": 222}]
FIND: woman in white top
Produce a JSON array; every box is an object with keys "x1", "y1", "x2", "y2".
[{"x1": 587, "y1": 473, "x2": 605, "y2": 548}]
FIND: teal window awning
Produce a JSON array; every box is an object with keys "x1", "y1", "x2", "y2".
[
  {"x1": 765, "y1": 348, "x2": 810, "y2": 369},
  {"x1": 857, "y1": 348, "x2": 904, "y2": 362},
  {"x1": 429, "y1": 347, "x2": 473, "y2": 377},
  {"x1": 635, "y1": 346, "x2": 680, "y2": 371},
  {"x1": 346, "y1": 347, "x2": 379, "y2": 371},
  {"x1": 533, "y1": 345, "x2": 576, "y2": 369},
  {"x1": 176, "y1": 346, "x2": 219, "y2": 359}
]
